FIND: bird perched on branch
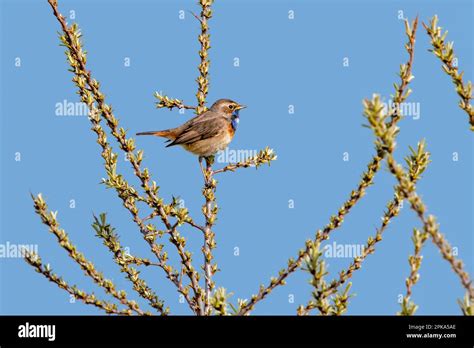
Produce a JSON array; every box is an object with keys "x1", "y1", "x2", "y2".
[{"x1": 136, "y1": 99, "x2": 246, "y2": 159}]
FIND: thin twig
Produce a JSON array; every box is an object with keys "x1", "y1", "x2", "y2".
[
  {"x1": 195, "y1": 0, "x2": 213, "y2": 114},
  {"x1": 154, "y1": 92, "x2": 197, "y2": 111},
  {"x1": 365, "y1": 94, "x2": 474, "y2": 306},
  {"x1": 24, "y1": 251, "x2": 133, "y2": 315},
  {"x1": 299, "y1": 114, "x2": 429, "y2": 316},
  {"x1": 93, "y1": 213, "x2": 169, "y2": 315},
  {"x1": 212, "y1": 147, "x2": 276, "y2": 175},
  {"x1": 31, "y1": 194, "x2": 146, "y2": 315},
  {"x1": 388, "y1": 154, "x2": 474, "y2": 302},
  {"x1": 423, "y1": 16, "x2": 474, "y2": 130},
  {"x1": 398, "y1": 228, "x2": 429, "y2": 315}
]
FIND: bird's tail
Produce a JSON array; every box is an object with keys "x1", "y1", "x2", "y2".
[{"x1": 136, "y1": 129, "x2": 175, "y2": 140}]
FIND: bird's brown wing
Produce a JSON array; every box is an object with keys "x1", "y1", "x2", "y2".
[{"x1": 167, "y1": 116, "x2": 227, "y2": 147}]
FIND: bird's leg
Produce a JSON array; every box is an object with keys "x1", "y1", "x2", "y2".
[
  {"x1": 199, "y1": 156, "x2": 207, "y2": 180},
  {"x1": 199, "y1": 156, "x2": 215, "y2": 184},
  {"x1": 205, "y1": 155, "x2": 215, "y2": 173}
]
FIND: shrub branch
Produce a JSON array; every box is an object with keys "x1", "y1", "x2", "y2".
[
  {"x1": 154, "y1": 92, "x2": 196, "y2": 111},
  {"x1": 398, "y1": 228, "x2": 429, "y2": 315},
  {"x1": 195, "y1": 0, "x2": 213, "y2": 114},
  {"x1": 299, "y1": 140, "x2": 429, "y2": 315},
  {"x1": 24, "y1": 251, "x2": 133, "y2": 315},
  {"x1": 423, "y1": 16, "x2": 474, "y2": 131},
  {"x1": 30, "y1": 194, "x2": 147, "y2": 315},
  {"x1": 237, "y1": 17, "x2": 419, "y2": 316},
  {"x1": 46, "y1": 0, "x2": 204, "y2": 314},
  {"x1": 365, "y1": 94, "x2": 474, "y2": 310},
  {"x1": 93, "y1": 213, "x2": 169, "y2": 315},
  {"x1": 200, "y1": 157, "x2": 218, "y2": 315},
  {"x1": 212, "y1": 147, "x2": 277, "y2": 175}
]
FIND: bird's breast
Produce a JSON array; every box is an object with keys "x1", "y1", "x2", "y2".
[{"x1": 227, "y1": 122, "x2": 236, "y2": 137}]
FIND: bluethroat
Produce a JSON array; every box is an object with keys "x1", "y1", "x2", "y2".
[{"x1": 136, "y1": 99, "x2": 246, "y2": 158}]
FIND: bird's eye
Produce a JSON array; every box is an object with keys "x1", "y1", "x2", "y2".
[{"x1": 228, "y1": 104, "x2": 235, "y2": 110}]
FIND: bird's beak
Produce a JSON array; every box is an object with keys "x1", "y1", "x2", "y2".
[{"x1": 236, "y1": 104, "x2": 247, "y2": 110}]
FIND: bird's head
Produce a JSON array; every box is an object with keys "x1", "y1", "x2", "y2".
[{"x1": 210, "y1": 99, "x2": 246, "y2": 118}]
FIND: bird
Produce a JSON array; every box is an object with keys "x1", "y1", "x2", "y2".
[{"x1": 136, "y1": 99, "x2": 246, "y2": 159}]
